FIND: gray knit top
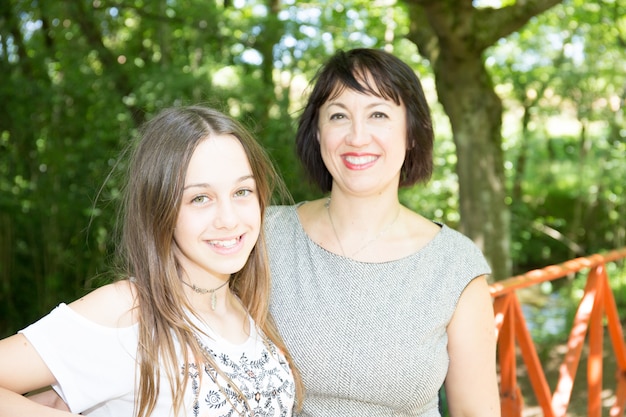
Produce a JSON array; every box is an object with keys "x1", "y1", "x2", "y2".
[{"x1": 265, "y1": 205, "x2": 491, "y2": 417}]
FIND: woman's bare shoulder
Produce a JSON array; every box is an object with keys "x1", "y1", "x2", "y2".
[
  {"x1": 67, "y1": 280, "x2": 139, "y2": 328},
  {"x1": 402, "y1": 209, "x2": 442, "y2": 242}
]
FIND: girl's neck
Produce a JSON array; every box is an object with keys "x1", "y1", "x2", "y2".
[{"x1": 188, "y1": 288, "x2": 250, "y2": 344}]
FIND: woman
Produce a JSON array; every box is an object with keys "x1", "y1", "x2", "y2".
[
  {"x1": 265, "y1": 48, "x2": 500, "y2": 416},
  {"x1": 0, "y1": 106, "x2": 303, "y2": 416}
]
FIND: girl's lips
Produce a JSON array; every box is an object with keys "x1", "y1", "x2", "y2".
[
  {"x1": 207, "y1": 234, "x2": 245, "y2": 254},
  {"x1": 342, "y1": 154, "x2": 379, "y2": 170}
]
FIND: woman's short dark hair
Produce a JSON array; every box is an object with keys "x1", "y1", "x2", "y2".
[{"x1": 295, "y1": 48, "x2": 434, "y2": 192}]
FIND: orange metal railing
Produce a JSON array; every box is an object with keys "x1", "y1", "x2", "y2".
[{"x1": 490, "y1": 248, "x2": 626, "y2": 417}]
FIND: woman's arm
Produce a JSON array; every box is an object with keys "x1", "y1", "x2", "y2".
[
  {"x1": 444, "y1": 275, "x2": 501, "y2": 417},
  {"x1": 27, "y1": 388, "x2": 70, "y2": 411}
]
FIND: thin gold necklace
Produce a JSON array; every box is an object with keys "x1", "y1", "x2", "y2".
[
  {"x1": 182, "y1": 279, "x2": 230, "y2": 310},
  {"x1": 324, "y1": 197, "x2": 400, "y2": 258}
]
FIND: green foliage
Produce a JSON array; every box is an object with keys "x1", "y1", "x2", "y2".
[
  {"x1": 488, "y1": 0, "x2": 626, "y2": 273},
  {"x1": 0, "y1": 0, "x2": 414, "y2": 336},
  {"x1": 1, "y1": 0, "x2": 625, "y2": 338}
]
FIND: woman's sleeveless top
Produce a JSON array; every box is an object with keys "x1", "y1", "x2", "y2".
[{"x1": 265, "y1": 205, "x2": 491, "y2": 417}]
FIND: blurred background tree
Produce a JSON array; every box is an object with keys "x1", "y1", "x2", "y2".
[{"x1": 1, "y1": 0, "x2": 625, "y2": 337}]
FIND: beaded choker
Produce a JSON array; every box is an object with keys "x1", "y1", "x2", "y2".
[{"x1": 182, "y1": 279, "x2": 230, "y2": 310}]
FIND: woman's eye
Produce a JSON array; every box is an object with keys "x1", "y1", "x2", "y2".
[
  {"x1": 329, "y1": 113, "x2": 345, "y2": 120},
  {"x1": 234, "y1": 188, "x2": 253, "y2": 198},
  {"x1": 372, "y1": 112, "x2": 388, "y2": 119}
]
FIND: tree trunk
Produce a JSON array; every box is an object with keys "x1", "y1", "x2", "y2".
[
  {"x1": 438, "y1": 58, "x2": 510, "y2": 280},
  {"x1": 403, "y1": 0, "x2": 563, "y2": 280}
]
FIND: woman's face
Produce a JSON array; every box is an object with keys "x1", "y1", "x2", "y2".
[
  {"x1": 317, "y1": 86, "x2": 407, "y2": 197},
  {"x1": 173, "y1": 134, "x2": 261, "y2": 283}
]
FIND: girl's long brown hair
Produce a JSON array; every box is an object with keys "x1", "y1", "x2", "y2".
[{"x1": 117, "y1": 106, "x2": 303, "y2": 416}]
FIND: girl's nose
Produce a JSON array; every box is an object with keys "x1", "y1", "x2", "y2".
[{"x1": 213, "y1": 199, "x2": 238, "y2": 229}]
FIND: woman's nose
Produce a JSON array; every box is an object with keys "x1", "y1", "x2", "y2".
[{"x1": 345, "y1": 119, "x2": 370, "y2": 147}]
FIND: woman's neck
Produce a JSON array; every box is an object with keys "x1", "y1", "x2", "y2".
[{"x1": 323, "y1": 192, "x2": 402, "y2": 258}]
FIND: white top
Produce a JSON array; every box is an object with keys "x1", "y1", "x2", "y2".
[{"x1": 20, "y1": 303, "x2": 295, "y2": 416}]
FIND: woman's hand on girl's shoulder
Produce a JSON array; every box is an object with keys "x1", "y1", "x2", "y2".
[
  {"x1": 68, "y1": 280, "x2": 138, "y2": 328},
  {"x1": 26, "y1": 388, "x2": 70, "y2": 411}
]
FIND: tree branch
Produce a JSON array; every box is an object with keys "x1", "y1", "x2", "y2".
[
  {"x1": 404, "y1": 0, "x2": 564, "y2": 56},
  {"x1": 68, "y1": 0, "x2": 144, "y2": 126},
  {"x1": 474, "y1": 0, "x2": 564, "y2": 49}
]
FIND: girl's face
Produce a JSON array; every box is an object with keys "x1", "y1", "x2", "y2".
[
  {"x1": 174, "y1": 134, "x2": 261, "y2": 283},
  {"x1": 317, "y1": 86, "x2": 407, "y2": 197}
]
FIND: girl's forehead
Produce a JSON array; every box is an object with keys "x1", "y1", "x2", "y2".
[{"x1": 184, "y1": 135, "x2": 252, "y2": 184}]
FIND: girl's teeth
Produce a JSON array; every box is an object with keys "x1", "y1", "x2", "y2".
[{"x1": 210, "y1": 238, "x2": 238, "y2": 248}]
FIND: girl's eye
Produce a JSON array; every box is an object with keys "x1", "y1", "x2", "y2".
[{"x1": 191, "y1": 195, "x2": 209, "y2": 204}]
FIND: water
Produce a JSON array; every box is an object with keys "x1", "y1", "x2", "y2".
[{"x1": 518, "y1": 285, "x2": 572, "y2": 340}]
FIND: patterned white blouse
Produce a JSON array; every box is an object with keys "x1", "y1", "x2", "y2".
[{"x1": 21, "y1": 303, "x2": 295, "y2": 416}]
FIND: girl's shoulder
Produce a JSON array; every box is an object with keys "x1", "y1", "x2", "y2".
[{"x1": 67, "y1": 280, "x2": 138, "y2": 328}]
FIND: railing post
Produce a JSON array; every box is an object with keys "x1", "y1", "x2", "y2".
[
  {"x1": 496, "y1": 294, "x2": 523, "y2": 417},
  {"x1": 551, "y1": 267, "x2": 599, "y2": 417},
  {"x1": 587, "y1": 265, "x2": 605, "y2": 417},
  {"x1": 602, "y1": 262, "x2": 626, "y2": 417},
  {"x1": 512, "y1": 295, "x2": 555, "y2": 417},
  {"x1": 494, "y1": 293, "x2": 524, "y2": 417}
]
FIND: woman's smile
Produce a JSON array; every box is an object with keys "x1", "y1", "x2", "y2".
[{"x1": 341, "y1": 153, "x2": 379, "y2": 170}]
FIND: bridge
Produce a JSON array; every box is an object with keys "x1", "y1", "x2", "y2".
[{"x1": 490, "y1": 248, "x2": 626, "y2": 417}]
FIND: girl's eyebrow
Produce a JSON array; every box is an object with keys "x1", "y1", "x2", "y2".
[{"x1": 183, "y1": 174, "x2": 255, "y2": 191}]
